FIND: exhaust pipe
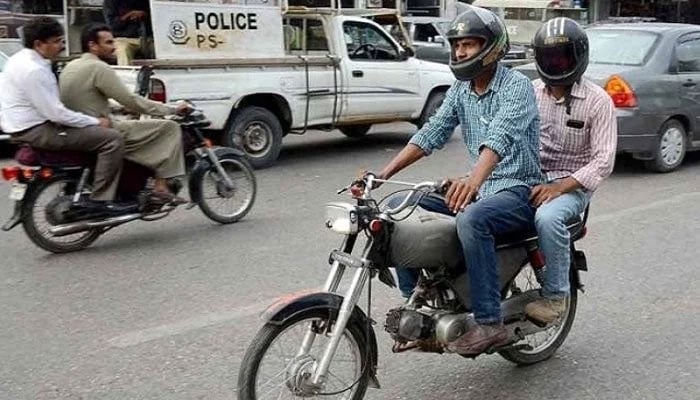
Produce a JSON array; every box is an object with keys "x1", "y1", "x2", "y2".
[{"x1": 49, "y1": 213, "x2": 142, "y2": 236}]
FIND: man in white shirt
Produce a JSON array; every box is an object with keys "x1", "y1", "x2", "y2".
[{"x1": 0, "y1": 17, "x2": 125, "y2": 209}]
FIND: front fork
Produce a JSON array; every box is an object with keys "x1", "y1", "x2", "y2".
[{"x1": 296, "y1": 234, "x2": 372, "y2": 387}]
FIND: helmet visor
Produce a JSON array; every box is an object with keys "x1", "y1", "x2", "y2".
[{"x1": 536, "y1": 44, "x2": 577, "y2": 77}]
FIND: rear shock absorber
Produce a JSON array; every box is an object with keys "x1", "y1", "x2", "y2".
[{"x1": 526, "y1": 242, "x2": 546, "y2": 286}]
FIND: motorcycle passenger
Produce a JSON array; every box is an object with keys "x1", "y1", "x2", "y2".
[
  {"x1": 59, "y1": 23, "x2": 189, "y2": 205},
  {"x1": 525, "y1": 17, "x2": 616, "y2": 324},
  {"x1": 0, "y1": 17, "x2": 128, "y2": 213},
  {"x1": 371, "y1": 5, "x2": 542, "y2": 355}
]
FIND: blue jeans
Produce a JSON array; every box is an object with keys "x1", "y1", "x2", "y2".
[
  {"x1": 390, "y1": 186, "x2": 536, "y2": 324},
  {"x1": 535, "y1": 184, "x2": 592, "y2": 299}
]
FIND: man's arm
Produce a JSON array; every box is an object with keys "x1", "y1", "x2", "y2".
[
  {"x1": 571, "y1": 95, "x2": 617, "y2": 190},
  {"x1": 25, "y1": 68, "x2": 99, "y2": 128},
  {"x1": 103, "y1": 0, "x2": 129, "y2": 32},
  {"x1": 94, "y1": 63, "x2": 174, "y2": 116},
  {"x1": 382, "y1": 84, "x2": 460, "y2": 179}
]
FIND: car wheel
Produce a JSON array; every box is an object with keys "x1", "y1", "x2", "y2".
[{"x1": 644, "y1": 119, "x2": 687, "y2": 173}]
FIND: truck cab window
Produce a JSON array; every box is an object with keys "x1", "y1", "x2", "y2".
[
  {"x1": 283, "y1": 18, "x2": 329, "y2": 54},
  {"x1": 343, "y1": 21, "x2": 399, "y2": 61}
]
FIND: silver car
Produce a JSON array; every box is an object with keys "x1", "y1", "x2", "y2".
[
  {"x1": 401, "y1": 16, "x2": 531, "y2": 67},
  {"x1": 516, "y1": 23, "x2": 700, "y2": 172}
]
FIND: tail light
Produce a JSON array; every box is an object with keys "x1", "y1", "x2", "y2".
[
  {"x1": 148, "y1": 78, "x2": 166, "y2": 103},
  {"x1": 605, "y1": 75, "x2": 638, "y2": 108},
  {"x1": 1, "y1": 166, "x2": 20, "y2": 181}
]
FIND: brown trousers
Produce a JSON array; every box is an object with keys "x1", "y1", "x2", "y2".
[{"x1": 11, "y1": 122, "x2": 124, "y2": 201}]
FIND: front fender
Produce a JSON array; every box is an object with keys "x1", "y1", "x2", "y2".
[
  {"x1": 187, "y1": 146, "x2": 246, "y2": 202},
  {"x1": 262, "y1": 291, "x2": 380, "y2": 388}
]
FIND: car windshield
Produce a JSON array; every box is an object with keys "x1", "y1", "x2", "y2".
[
  {"x1": 436, "y1": 21, "x2": 451, "y2": 34},
  {"x1": 588, "y1": 29, "x2": 659, "y2": 66}
]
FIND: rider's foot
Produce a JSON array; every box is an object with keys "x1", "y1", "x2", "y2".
[
  {"x1": 149, "y1": 190, "x2": 187, "y2": 206},
  {"x1": 525, "y1": 297, "x2": 567, "y2": 325},
  {"x1": 447, "y1": 323, "x2": 508, "y2": 356}
]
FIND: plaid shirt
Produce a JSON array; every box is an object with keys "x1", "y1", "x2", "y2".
[
  {"x1": 410, "y1": 64, "x2": 543, "y2": 198},
  {"x1": 535, "y1": 78, "x2": 617, "y2": 191}
]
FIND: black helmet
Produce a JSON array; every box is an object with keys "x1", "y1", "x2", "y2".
[
  {"x1": 445, "y1": 6, "x2": 510, "y2": 81},
  {"x1": 533, "y1": 17, "x2": 589, "y2": 86}
]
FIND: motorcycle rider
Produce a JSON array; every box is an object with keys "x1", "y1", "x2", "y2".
[
  {"x1": 524, "y1": 17, "x2": 617, "y2": 324},
  {"x1": 59, "y1": 23, "x2": 189, "y2": 205},
  {"x1": 369, "y1": 6, "x2": 542, "y2": 355},
  {"x1": 0, "y1": 16, "x2": 127, "y2": 213}
]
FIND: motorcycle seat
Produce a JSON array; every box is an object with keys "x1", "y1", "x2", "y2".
[
  {"x1": 495, "y1": 215, "x2": 584, "y2": 249},
  {"x1": 15, "y1": 146, "x2": 92, "y2": 167}
]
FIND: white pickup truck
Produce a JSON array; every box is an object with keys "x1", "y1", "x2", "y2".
[{"x1": 114, "y1": 1, "x2": 454, "y2": 168}]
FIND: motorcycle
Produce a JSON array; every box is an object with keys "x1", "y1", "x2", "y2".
[
  {"x1": 237, "y1": 173, "x2": 589, "y2": 399},
  {"x1": 1, "y1": 110, "x2": 257, "y2": 253}
]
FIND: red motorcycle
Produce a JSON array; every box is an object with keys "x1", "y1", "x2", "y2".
[{"x1": 1, "y1": 110, "x2": 257, "y2": 253}]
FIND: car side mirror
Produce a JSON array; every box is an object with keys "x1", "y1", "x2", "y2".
[
  {"x1": 135, "y1": 66, "x2": 153, "y2": 96},
  {"x1": 432, "y1": 35, "x2": 446, "y2": 45},
  {"x1": 400, "y1": 46, "x2": 415, "y2": 60}
]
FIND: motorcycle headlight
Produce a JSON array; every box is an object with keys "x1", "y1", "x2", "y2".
[{"x1": 325, "y1": 203, "x2": 359, "y2": 235}]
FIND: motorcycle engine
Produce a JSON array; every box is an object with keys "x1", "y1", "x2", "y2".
[
  {"x1": 385, "y1": 307, "x2": 433, "y2": 341},
  {"x1": 385, "y1": 307, "x2": 469, "y2": 344}
]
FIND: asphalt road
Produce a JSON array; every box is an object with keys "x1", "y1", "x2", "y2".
[{"x1": 0, "y1": 123, "x2": 698, "y2": 399}]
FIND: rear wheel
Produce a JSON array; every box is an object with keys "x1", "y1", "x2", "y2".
[
  {"x1": 194, "y1": 154, "x2": 256, "y2": 224},
  {"x1": 238, "y1": 308, "x2": 369, "y2": 400},
  {"x1": 224, "y1": 106, "x2": 284, "y2": 169},
  {"x1": 22, "y1": 178, "x2": 101, "y2": 253},
  {"x1": 498, "y1": 265, "x2": 578, "y2": 365},
  {"x1": 644, "y1": 119, "x2": 687, "y2": 173},
  {"x1": 339, "y1": 125, "x2": 372, "y2": 138}
]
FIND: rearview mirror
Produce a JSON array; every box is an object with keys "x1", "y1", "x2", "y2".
[{"x1": 135, "y1": 66, "x2": 153, "y2": 96}]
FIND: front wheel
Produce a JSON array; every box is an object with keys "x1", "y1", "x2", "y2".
[
  {"x1": 498, "y1": 265, "x2": 578, "y2": 365},
  {"x1": 194, "y1": 154, "x2": 257, "y2": 224},
  {"x1": 22, "y1": 178, "x2": 101, "y2": 253},
  {"x1": 238, "y1": 308, "x2": 370, "y2": 400}
]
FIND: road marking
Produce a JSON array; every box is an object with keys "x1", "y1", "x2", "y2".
[
  {"x1": 590, "y1": 192, "x2": 700, "y2": 224},
  {"x1": 107, "y1": 192, "x2": 700, "y2": 348},
  {"x1": 108, "y1": 302, "x2": 266, "y2": 348}
]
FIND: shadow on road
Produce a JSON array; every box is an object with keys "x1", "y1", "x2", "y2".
[{"x1": 273, "y1": 129, "x2": 415, "y2": 169}]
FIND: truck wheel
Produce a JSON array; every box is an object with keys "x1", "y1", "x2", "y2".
[
  {"x1": 644, "y1": 119, "x2": 687, "y2": 173},
  {"x1": 224, "y1": 106, "x2": 283, "y2": 169},
  {"x1": 339, "y1": 125, "x2": 372, "y2": 138},
  {"x1": 418, "y1": 91, "x2": 446, "y2": 129}
]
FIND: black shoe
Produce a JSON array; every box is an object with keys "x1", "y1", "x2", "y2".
[{"x1": 70, "y1": 200, "x2": 137, "y2": 218}]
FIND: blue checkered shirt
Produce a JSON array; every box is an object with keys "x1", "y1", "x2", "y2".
[{"x1": 410, "y1": 64, "x2": 543, "y2": 198}]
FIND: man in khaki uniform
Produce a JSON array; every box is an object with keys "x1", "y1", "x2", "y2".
[{"x1": 60, "y1": 23, "x2": 188, "y2": 204}]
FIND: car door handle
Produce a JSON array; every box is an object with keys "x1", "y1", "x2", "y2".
[
  {"x1": 352, "y1": 70, "x2": 363, "y2": 78},
  {"x1": 683, "y1": 81, "x2": 696, "y2": 87}
]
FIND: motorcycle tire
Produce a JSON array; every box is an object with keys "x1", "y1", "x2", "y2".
[
  {"x1": 238, "y1": 308, "x2": 370, "y2": 400},
  {"x1": 193, "y1": 153, "x2": 257, "y2": 224},
  {"x1": 498, "y1": 287, "x2": 578, "y2": 365},
  {"x1": 22, "y1": 178, "x2": 101, "y2": 254}
]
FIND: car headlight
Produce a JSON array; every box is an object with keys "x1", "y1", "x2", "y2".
[{"x1": 325, "y1": 203, "x2": 359, "y2": 235}]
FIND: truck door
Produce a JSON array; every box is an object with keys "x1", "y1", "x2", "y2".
[
  {"x1": 283, "y1": 16, "x2": 338, "y2": 127},
  {"x1": 340, "y1": 19, "x2": 422, "y2": 121}
]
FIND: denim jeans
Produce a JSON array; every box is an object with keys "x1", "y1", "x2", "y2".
[
  {"x1": 535, "y1": 184, "x2": 592, "y2": 299},
  {"x1": 389, "y1": 186, "x2": 536, "y2": 324}
]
